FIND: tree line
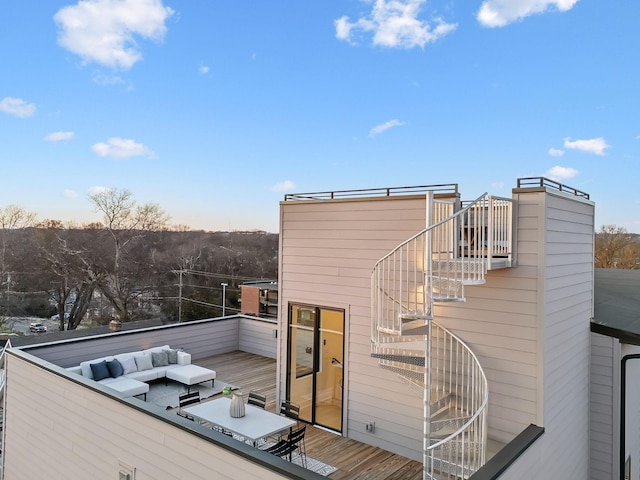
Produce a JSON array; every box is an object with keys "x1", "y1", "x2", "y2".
[
  {"x1": 0, "y1": 190, "x2": 278, "y2": 330},
  {"x1": 594, "y1": 225, "x2": 640, "y2": 269}
]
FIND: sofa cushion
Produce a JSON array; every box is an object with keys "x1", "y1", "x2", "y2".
[
  {"x1": 144, "y1": 345, "x2": 170, "y2": 355},
  {"x1": 135, "y1": 354, "x2": 153, "y2": 372},
  {"x1": 118, "y1": 356, "x2": 138, "y2": 375},
  {"x1": 151, "y1": 350, "x2": 169, "y2": 367},
  {"x1": 126, "y1": 369, "x2": 159, "y2": 382},
  {"x1": 107, "y1": 359, "x2": 124, "y2": 378},
  {"x1": 90, "y1": 360, "x2": 111, "y2": 381},
  {"x1": 167, "y1": 348, "x2": 178, "y2": 364},
  {"x1": 80, "y1": 356, "x2": 114, "y2": 379}
]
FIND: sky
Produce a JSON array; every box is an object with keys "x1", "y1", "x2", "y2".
[{"x1": 1, "y1": 0, "x2": 639, "y2": 233}]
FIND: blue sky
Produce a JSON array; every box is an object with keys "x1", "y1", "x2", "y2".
[{"x1": 1, "y1": 0, "x2": 638, "y2": 233}]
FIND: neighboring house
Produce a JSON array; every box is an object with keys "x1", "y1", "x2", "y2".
[
  {"x1": 240, "y1": 281, "x2": 278, "y2": 319},
  {"x1": 591, "y1": 268, "x2": 640, "y2": 480},
  {"x1": 277, "y1": 177, "x2": 595, "y2": 478},
  {"x1": 1, "y1": 176, "x2": 637, "y2": 479}
]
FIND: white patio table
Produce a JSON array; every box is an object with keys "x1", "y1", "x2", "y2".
[{"x1": 183, "y1": 396, "x2": 296, "y2": 444}]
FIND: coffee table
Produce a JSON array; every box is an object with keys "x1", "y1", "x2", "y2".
[{"x1": 165, "y1": 364, "x2": 217, "y2": 392}]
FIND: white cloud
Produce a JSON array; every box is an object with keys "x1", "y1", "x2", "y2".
[
  {"x1": 0, "y1": 97, "x2": 36, "y2": 118},
  {"x1": 63, "y1": 189, "x2": 79, "y2": 198},
  {"x1": 199, "y1": 64, "x2": 210, "y2": 74},
  {"x1": 92, "y1": 137, "x2": 155, "y2": 159},
  {"x1": 87, "y1": 185, "x2": 111, "y2": 195},
  {"x1": 92, "y1": 72, "x2": 126, "y2": 86},
  {"x1": 477, "y1": 0, "x2": 579, "y2": 28},
  {"x1": 548, "y1": 147, "x2": 564, "y2": 157},
  {"x1": 44, "y1": 131, "x2": 75, "y2": 142},
  {"x1": 369, "y1": 119, "x2": 406, "y2": 137},
  {"x1": 54, "y1": 0, "x2": 175, "y2": 70},
  {"x1": 272, "y1": 180, "x2": 296, "y2": 192},
  {"x1": 335, "y1": 0, "x2": 457, "y2": 48},
  {"x1": 563, "y1": 136, "x2": 609, "y2": 155},
  {"x1": 544, "y1": 165, "x2": 579, "y2": 181}
]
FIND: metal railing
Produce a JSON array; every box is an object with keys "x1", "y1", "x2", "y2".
[
  {"x1": 425, "y1": 322, "x2": 488, "y2": 479},
  {"x1": 371, "y1": 193, "x2": 512, "y2": 337},
  {"x1": 284, "y1": 184, "x2": 458, "y2": 201},
  {"x1": 371, "y1": 191, "x2": 511, "y2": 479},
  {"x1": 516, "y1": 176, "x2": 590, "y2": 199}
]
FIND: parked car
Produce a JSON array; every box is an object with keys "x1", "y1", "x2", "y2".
[{"x1": 29, "y1": 322, "x2": 47, "y2": 333}]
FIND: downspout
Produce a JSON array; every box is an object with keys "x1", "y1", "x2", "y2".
[{"x1": 620, "y1": 354, "x2": 640, "y2": 480}]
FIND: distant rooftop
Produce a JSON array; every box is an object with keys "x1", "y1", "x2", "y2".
[
  {"x1": 592, "y1": 268, "x2": 640, "y2": 345},
  {"x1": 242, "y1": 280, "x2": 278, "y2": 290}
]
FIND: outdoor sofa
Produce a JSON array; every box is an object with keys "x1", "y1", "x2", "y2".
[{"x1": 66, "y1": 344, "x2": 192, "y2": 398}]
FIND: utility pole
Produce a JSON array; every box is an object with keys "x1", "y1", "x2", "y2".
[
  {"x1": 221, "y1": 282, "x2": 228, "y2": 316},
  {"x1": 178, "y1": 269, "x2": 184, "y2": 322}
]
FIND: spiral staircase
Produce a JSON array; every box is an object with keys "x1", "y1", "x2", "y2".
[{"x1": 371, "y1": 191, "x2": 513, "y2": 480}]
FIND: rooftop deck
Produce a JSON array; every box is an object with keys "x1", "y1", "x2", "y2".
[{"x1": 194, "y1": 351, "x2": 423, "y2": 480}]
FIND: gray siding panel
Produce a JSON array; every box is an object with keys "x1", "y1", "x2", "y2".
[{"x1": 25, "y1": 316, "x2": 276, "y2": 367}]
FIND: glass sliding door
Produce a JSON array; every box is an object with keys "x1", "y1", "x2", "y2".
[{"x1": 287, "y1": 304, "x2": 344, "y2": 432}]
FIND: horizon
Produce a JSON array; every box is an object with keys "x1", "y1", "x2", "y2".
[{"x1": 2, "y1": 1, "x2": 639, "y2": 233}]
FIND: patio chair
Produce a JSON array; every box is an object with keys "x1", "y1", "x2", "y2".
[
  {"x1": 177, "y1": 390, "x2": 200, "y2": 421},
  {"x1": 262, "y1": 425, "x2": 307, "y2": 468},
  {"x1": 279, "y1": 400, "x2": 300, "y2": 422},
  {"x1": 248, "y1": 392, "x2": 267, "y2": 409}
]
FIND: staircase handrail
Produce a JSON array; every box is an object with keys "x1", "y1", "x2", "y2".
[
  {"x1": 371, "y1": 192, "x2": 491, "y2": 338},
  {"x1": 375, "y1": 192, "x2": 488, "y2": 268},
  {"x1": 426, "y1": 322, "x2": 488, "y2": 451}
]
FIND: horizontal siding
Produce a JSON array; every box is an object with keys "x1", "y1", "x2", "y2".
[
  {"x1": 536, "y1": 190, "x2": 593, "y2": 479},
  {"x1": 278, "y1": 187, "x2": 596, "y2": 472},
  {"x1": 279, "y1": 195, "x2": 428, "y2": 461},
  {"x1": 25, "y1": 317, "x2": 276, "y2": 368},
  {"x1": 3, "y1": 353, "x2": 307, "y2": 480},
  {"x1": 238, "y1": 317, "x2": 277, "y2": 358}
]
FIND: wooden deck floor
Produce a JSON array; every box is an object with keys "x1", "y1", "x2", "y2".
[{"x1": 197, "y1": 351, "x2": 423, "y2": 480}]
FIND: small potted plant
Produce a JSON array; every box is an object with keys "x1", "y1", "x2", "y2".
[{"x1": 222, "y1": 385, "x2": 233, "y2": 396}]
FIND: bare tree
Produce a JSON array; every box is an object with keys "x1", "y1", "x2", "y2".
[
  {"x1": 33, "y1": 221, "x2": 102, "y2": 330},
  {"x1": 0, "y1": 205, "x2": 36, "y2": 284},
  {"x1": 89, "y1": 189, "x2": 170, "y2": 322},
  {"x1": 595, "y1": 225, "x2": 640, "y2": 269}
]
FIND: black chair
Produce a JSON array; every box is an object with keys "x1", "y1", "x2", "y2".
[
  {"x1": 279, "y1": 400, "x2": 300, "y2": 422},
  {"x1": 263, "y1": 425, "x2": 307, "y2": 468},
  {"x1": 177, "y1": 391, "x2": 200, "y2": 420},
  {"x1": 248, "y1": 392, "x2": 267, "y2": 409}
]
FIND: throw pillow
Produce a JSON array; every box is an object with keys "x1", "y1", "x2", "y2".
[
  {"x1": 151, "y1": 350, "x2": 169, "y2": 367},
  {"x1": 135, "y1": 354, "x2": 153, "y2": 372},
  {"x1": 106, "y1": 359, "x2": 124, "y2": 378},
  {"x1": 119, "y1": 356, "x2": 138, "y2": 375},
  {"x1": 90, "y1": 360, "x2": 111, "y2": 381},
  {"x1": 167, "y1": 348, "x2": 178, "y2": 364}
]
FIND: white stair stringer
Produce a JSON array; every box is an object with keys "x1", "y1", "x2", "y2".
[{"x1": 371, "y1": 192, "x2": 513, "y2": 480}]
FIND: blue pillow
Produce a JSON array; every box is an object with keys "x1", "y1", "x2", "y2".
[
  {"x1": 107, "y1": 359, "x2": 124, "y2": 378},
  {"x1": 90, "y1": 360, "x2": 111, "y2": 381}
]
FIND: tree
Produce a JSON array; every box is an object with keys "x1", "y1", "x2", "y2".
[
  {"x1": 595, "y1": 225, "x2": 640, "y2": 269},
  {"x1": 0, "y1": 204, "x2": 36, "y2": 283},
  {"x1": 32, "y1": 220, "x2": 101, "y2": 330},
  {"x1": 89, "y1": 189, "x2": 170, "y2": 322}
]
